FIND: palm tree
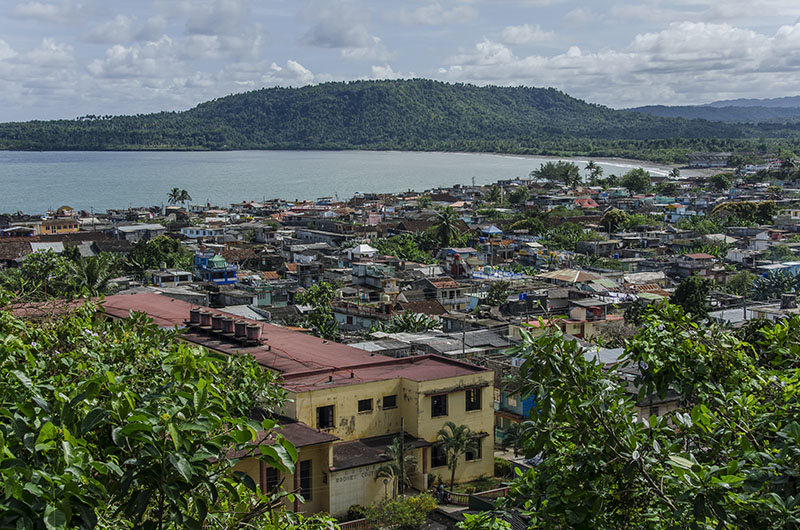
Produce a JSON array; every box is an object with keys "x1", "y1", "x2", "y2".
[
  {"x1": 432, "y1": 207, "x2": 462, "y2": 248},
  {"x1": 374, "y1": 437, "x2": 417, "y2": 498},
  {"x1": 585, "y1": 160, "x2": 603, "y2": 185},
  {"x1": 436, "y1": 422, "x2": 478, "y2": 490},
  {"x1": 167, "y1": 188, "x2": 192, "y2": 208},
  {"x1": 167, "y1": 187, "x2": 181, "y2": 206},
  {"x1": 69, "y1": 254, "x2": 118, "y2": 296},
  {"x1": 500, "y1": 421, "x2": 533, "y2": 457},
  {"x1": 485, "y1": 185, "x2": 503, "y2": 205}
]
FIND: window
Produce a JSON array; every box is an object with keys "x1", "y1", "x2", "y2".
[
  {"x1": 264, "y1": 466, "x2": 279, "y2": 492},
  {"x1": 507, "y1": 395, "x2": 518, "y2": 408},
  {"x1": 358, "y1": 398, "x2": 373, "y2": 412},
  {"x1": 431, "y1": 394, "x2": 448, "y2": 417},
  {"x1": 383, "y1": 395, "x2": 397, "y2": 409},
  {"x1": 466, "y1": 439, "x2": 482, "y2": 461},
  {"x1": 649, "y1": 406, "x2": 660, "y2": 417},
  {"x1": 316, "y1": 405, "x2": 334, "y2": 429},
  {"x1": 346, "y1": 315, "x2": 353, "y2": 325},
  {"x1": 465, "y1": 388, "x2": 481, "y2": 411},
  {"x1": 431, "y1": 444, "x2": 447, "y2": 468},
  {"x1": 299, "y1": 460, "x2": 312, "y2": 500}
]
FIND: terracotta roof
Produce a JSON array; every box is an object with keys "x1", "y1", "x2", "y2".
[
  {"x1": 100, "y1": 293, "x2": 489, "y2": 392},
  {"x1": 429, "y1": 279, "x2": 459, "y2": 289},
  {"x1": 284, "y1": 263, "x2": 298, "y2": 272},
  {"x1": 684, "y1": 253, "x2": 715, "y2": 260},
  {"x1": 221, "y1": 248, "x2": 257, "y2": 262},
  {"x1": 262, "y1": 271, "x2": 280, "y2": 280}
]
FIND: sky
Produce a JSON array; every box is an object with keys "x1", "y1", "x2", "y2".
[{"x1": 1, "y1": 0, "x2": 800, "y2": 121}]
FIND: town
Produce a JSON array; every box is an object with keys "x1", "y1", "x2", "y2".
[{"x1": 2, "y1": 151, "x2": 800, "y2": 528}]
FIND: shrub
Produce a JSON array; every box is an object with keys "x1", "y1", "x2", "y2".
[
  {"x1": 345, "y1": 504, "x2": 368, "y2": 522},
  {"x1": 365, "y1": 494, "x2": 437, "y2": 530},
  {"x1": 494, "y1": 457, "x2": 514, "y2": 478}
]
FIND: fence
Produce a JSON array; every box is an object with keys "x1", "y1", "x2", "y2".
[{"x1": 444, "y1": 486, "x2": 510, "y2": 506}]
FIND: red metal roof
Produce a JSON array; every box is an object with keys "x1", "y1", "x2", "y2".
[{"x1": 100, "y1": 293, "x2": 488, "y2": 392}]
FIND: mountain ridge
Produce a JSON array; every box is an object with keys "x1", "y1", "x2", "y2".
[{"x1": 1, "y1": 79, "x2": 798, "y2": 162}]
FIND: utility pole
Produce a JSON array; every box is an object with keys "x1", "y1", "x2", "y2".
[{"x1": 399, "y1": 417, "x2": 405, "y2": 497}]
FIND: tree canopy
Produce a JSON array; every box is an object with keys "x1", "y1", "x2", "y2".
[{"x1": 503, "y1": 303, "x2": 800, "y2": 528}]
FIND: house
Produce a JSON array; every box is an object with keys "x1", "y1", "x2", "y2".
[
  {"x1": 412, "y1": 277, "x2": 470, "y2": 311},
  {"x1": 674, "y1": 253, "x2": 716, "y2": 278},
  {"x1": 111, "y1": 223, "x2": 166, "y2": 243},
  {"x1": 100, "y1": 293, "x2": 495, "y2": 517},
  {"x1": 149, "y1": 269, "x2": 193, "y2": 288},
  {"x1": 193, "y1": 250, "x2": 238, "y2": 285}
]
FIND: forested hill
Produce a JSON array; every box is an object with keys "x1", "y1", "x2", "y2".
[
  {"x1": 1, "y1": 79, "x2": 800, "y2": 162},
  {"x1": 626, "y1": 104, "x2": 800, "y2": 123}
]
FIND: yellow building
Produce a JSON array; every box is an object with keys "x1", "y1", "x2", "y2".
[
  {"x1": 102, "y1": 293, "x2": 495, "y2": 517},
  {"x1": 37, "y1": 218, "x2": 80, "y2": 235}
]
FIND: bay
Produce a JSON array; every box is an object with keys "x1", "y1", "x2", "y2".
[{"x1": 0, "y1": 150, "x2": 679, "y2": 214}]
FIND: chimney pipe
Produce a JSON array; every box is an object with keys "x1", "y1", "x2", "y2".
[{"x1": 781, "y1": 293, "x2": 796, "y2": 310}]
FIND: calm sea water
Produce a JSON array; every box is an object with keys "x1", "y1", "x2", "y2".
[{"x1": 0, "y1": 150, "x2": 677, "y2": 214}]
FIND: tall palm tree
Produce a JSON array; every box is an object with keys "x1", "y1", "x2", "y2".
[
  {"x1": 436, "y1": 422, "x2": 478, "y2": 490},
  {"x1": 178, "y1": 189, "x2": 192, "y2": 208},
  {"x1": 433, "y1": 207, "x2": 462, "y2": 248},
  {"x1": 485, "y1": 185, "x2": 503, "y2": 204},
  {"x1": 585, "y1": 160, "x2": 603, "y2": 185},
  {"x1": 374, "y1": 437, "x2": 417, "y2": 498},
  {"x1": 167, "y1": 187, "x2": 182, "y2": 206}
]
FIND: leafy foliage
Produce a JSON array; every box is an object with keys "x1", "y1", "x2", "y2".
[
  {"x1": 0, "y1": 299, "x2": 298, "y2": 530},
  {"x1": 371, "y1": 312, "x2": 441, "y2": 333},
  {"x1": 620, "y1": 168, "x2": 652, "y2": 194},
  {"x1": 529, "y1": 161, "x2": 581, "y2": 187},
  {"x1": 670, "y1": 275, "x2": 714, "y2": 318},
  {"x1": 370, "y1": 233, "x2": 437, "y2": 264},
  {"x1": 436, "y1": 422, "x2": 479, "y2": 490},
  {"x1": 295, "y1": 282, "x2": 341, "y2": 341},
  {"x1": 364, "y1": 494, "x2": 436, "y2": 530},
  {"x1": 504, "y1": 304, "x2": 800, "y2": 528}
]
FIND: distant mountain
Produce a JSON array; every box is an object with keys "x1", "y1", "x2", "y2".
[
  {"x1": 704, "y1": 96, "x2": 800, "y2": 108},
  {"x1": 1, "y1": 79, "x2": 799, "y2": 162},
  {"x1": 624, "y1": 104, "x2": 800, "y2": 123}
]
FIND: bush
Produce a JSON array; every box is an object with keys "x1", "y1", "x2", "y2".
[
  {"x1": 494, "y1": 457, "x2": 514, "y2": 478},
  {"x1": 365, "y1": 494, "x2": 437, "y2": 530},
  {"x1": 345, "y1": 504, "x2": 368, "y2": 522}
]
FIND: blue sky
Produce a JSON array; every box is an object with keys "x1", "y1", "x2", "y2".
[{"x1": 1, "y1": 0, "x2": 800, "y2": 121}]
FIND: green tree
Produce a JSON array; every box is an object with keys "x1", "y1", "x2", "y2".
[
  {"x1": 374, "y1": 437, "x2": 418, "y2": 498},
  {"x1": 709, "y1": 173, "x2": 732, "y2": 191},
  {"x1": 726, "y1": 270, "x2": 757, "y2": 296},
  {"x1": 432, "y1": 207, "x2": 463, "y2": 248},
  {"x1": 504, "y1": 305, "x2": 800, "y2": 528},
  {"x1": 373, "y1": 312, "x2": 441, "y2": 333},
  {"x1": 295, "y1": 282, "x2": 341, "y2": 341},
  {"x1": 764, "y1": 243, "x2": 795, "y2": 262},
  {"x1": 585, "y1": 160, "x2": 603, "y2": 185},
  {"x1": 620, "y1": 168, "x2": 652, "y2": 194},
  {"x1": 485, "y1": 185, "x2": 503, "y2": 205},
  {"x1": 417, "y1": 195, "x2": 432, "y2": 209},
  {"x1": 500, "y1": 421, "x2": 532, "y2": 457},
  {"x1": 508, "y1": 186, "x2": 530, "y2": 205},
  {"x1": 668, "y1": 167, "x2": 681, "y2": 179},
  {"x1": 600, "y1": 208, "x2": 629, "y2": 232},
  {"x1": 0, "y1": 298, "x2": 298, "y2": 530},
  {"x1": 486, "y1": 280, "x2": 511, "y2": 307},
  {"x1": 655, "y1": 181, "x2": 678, "y2": 195},
  {"x1": 125, "y1": 235, "x2": 192, "y2": 279},
  {"x1": 167, "y1": 188, "x2": 192, "y2": 208},
  {"x1": 436, "y1": 422, "x2": 478, "y2": 490},
  {"x1": 530, "y1": 161, "x2": 581, "y2": 188},
  {"x1": 670, "y1": 275, "x2": 713, "y2": 318},
  {"x1": 68, "y1": 253, "x2": 121, "y2": 296}
]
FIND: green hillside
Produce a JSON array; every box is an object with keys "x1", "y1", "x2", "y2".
[{"x1": 1, "y1": 79, "x2": 799, "y2": 162}]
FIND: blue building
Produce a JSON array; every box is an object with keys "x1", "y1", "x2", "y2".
[{"x1": 193, "y1": 251, "x2": 238, "y2": 285}]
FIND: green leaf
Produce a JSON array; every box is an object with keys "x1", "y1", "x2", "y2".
[
  {"x1": 36, "y1": 421, "x2": 57, "y2": 444},
  {"x1": 43, "y1": 505, "x2": 66, "y2": 530},
  {"x1": 81, "y1": 408, "x2": 109, "y2": 435},
  {"x1": 668, "y1": 455, "x2": 694, "y2": 470},
  {"x1": 168, "y1": 453, "x2": 193, "y2": 481}
]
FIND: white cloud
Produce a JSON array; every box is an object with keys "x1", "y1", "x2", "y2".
[
  {"x1": 440, "y1": 22, "x2": 800, "y2": 107},
  {"x1": 370, "y1": 64, "x2": 403, "y2": 78},
  {"x1": 563, "y1": 7, "x2": 595, "y2": 26},
  {"x1": 386, "y1": 3, "x2": 478, "y2": 26},
  {"x1": 500, "y1": 24, "x2": 554, "y2": 45}
]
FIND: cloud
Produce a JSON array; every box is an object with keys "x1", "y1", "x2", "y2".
[
  {"x1": 386, "y1": 3, "x2": 478, "y2": 26},
  {"x1": 301, "y1": 1, "x2": 388, "y2": 60},
  {"x1": 10, "y1": 1, "x2": 82, "y2": 23},
  {"x1": 440, "y1": 22, "x2": 800, "y2": 107},
  {"x1": 85, "y1": 15, "x2": 168, "y2": 44},
  {"x1": 186, "y1": 0, "x2": 253, "y2": 36},
  {"x1": 563, "y1": 8, "x2": 595, "y2": 26},
  {"x1": 370, "y1": 64, "x2": 404, "y2": 79},
  {"x1": 500, "y1": 24, "x2": 554, "y2": 45}
]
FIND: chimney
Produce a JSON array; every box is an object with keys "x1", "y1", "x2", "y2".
[{"x1": 781, "y1": 293, "x2": 797, "y2": 310}]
